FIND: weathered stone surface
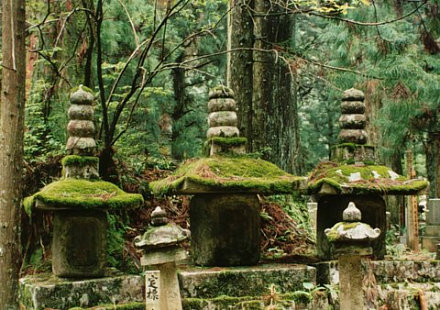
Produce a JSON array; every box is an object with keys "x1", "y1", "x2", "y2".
[
  {"x1": 63, "y1": 164, "x2": 99, "y2": 179},
  {"x1": 206, "y1": 126, "x2": 239, "y2": 138},
  {"x1": 52, "y1": 210, "x2": 107, "y2": 278},
  {"x1": 341, "y1": 88, "x2": 364, "y2": 101},
  {"x1": 427, "y1": 198, "x2": 440, "y2": 225},
  {"x1": 208, "y1": 98, "x2": 237, "y2": 112},
  {"x1": 189, "y1": 194, "x2": 260, "y2": 266},
  {"x1": 179, "y1": 264, "x2": 317, "y2": 298},
  {"x1": 19, "y1": 273, "x2": 143, "y2": 310},
  {"x1": 68, "y1": 104, "x2": 94, "y2": 120},
  {"x1": 340, "y1": 100, "x2": 365, "y2": 114},
  {"x1": 67, "y1": 120, "x2": 95, "y2": 137},
  {"x1": 338, "y1": 129, "x2": 368, "y2": 144},
  {"x1": 331, "y1": 144, "x2": 375, "y2": 163},
  {"x1": 210, "y1": 143, "x2": 246, "y2": 156},
  {"x1": 209, "y1": 87, "x2": 234, "y2": 99},
  {"x1": 140, "y1": 247, "x2": 187, "y2": 266},
  {"x1": 66, "y1": 137, "x2": 97, "y2": 153},
  {"x1": 208, "y1": 111, "x2": 238, "y2": 127},
  {"x1": 339, "y1": 114, "x2": 367, "y2": 129},
  {"x1": 70, "y1": 86, "x2": 94, "y2": 105}
]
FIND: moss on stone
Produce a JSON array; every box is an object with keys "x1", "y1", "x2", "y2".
[
  {"x1": 208, "y1": 137, "x2": 247, "y2": 147},
  {"x1": 70, "y1": 85, "x2": 94, "y2": 95},
  {"x1": 149, "y1": 156, "x2": 306, "y2": 195},
  {"x1": 308, "y1": 162, "x2": 428, "y2": 195},
  {"x1": 24, "y1": 179, "x2": 143, "y2": 215},
  {"x1": 61, "y1": 155, "x2": 99, "y2": 167},
  {"x1": 325, "y1": 222, "x2": 365, "y2": 242}
]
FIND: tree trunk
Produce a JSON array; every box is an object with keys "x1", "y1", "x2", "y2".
[
  {"x1": 0, "y1": 0, "x2": 26, "y2": 308},
  {"x1": 252, "y1": 0, "x2": 300, "y2": 173},
  {"x1": 426, "y1": 132, "x2": 440, "y2": 198},
  {"x1": 227, "y1": 0, "x2": 254, "y2": 150}
]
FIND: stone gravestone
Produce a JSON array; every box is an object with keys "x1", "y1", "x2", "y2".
[{"x1": 422, "y1": 198, "x2": 440, "y2": 252}]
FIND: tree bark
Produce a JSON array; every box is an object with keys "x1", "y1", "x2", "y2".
[
  {"x1": 0, "y1": 0, "x2": 26, "y2": 308},
  {"x1": 227, "y1": 0, "x2": 254, "y2": 150},
  {"x1": 252, "y1": 0, "x2": 300, "y2": 173},
  {"x1": 426, "y1": 132, "x2": 440, "y2": 198}
]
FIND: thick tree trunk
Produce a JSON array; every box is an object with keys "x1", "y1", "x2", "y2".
[
  {"x1": 0, "y1": 0, "x2": 26, "y2": 308},
  {"x1": 426, "y1": 132, "x2": 440, "y2": 198},
  {"x1": 252, "y1": 0, "x2": 300, "y2": 173},
  {"x1": 227, "y1": 0, "x2": 254, "y2": 150}
]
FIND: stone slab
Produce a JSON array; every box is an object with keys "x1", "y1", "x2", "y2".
[
  {"x1": 19, "y1": 273, "x2": 143, "y2": 310},
  {"x1": 178, "y1": 264, "x2": 316, "y2": 299},
  {"x1": 425, "y1": 224, "x2": 440, "y2": 235},
  {"x1": 427, "y1": 199, "x2": 440, "y2": 225},
  {"x1": 422, "y1": 236, "x2": 440, "y2": 252},
  {"x1": 315, "y1": 259, "x2": 440, "y2": 286}
]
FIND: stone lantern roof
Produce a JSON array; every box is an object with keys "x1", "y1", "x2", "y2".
[
  {"x1": 150, "y1": 155, "x2": 306, "y2": 195},
  {"x1": 307, "y1": 162, "x2": 428, "y2": 196}
]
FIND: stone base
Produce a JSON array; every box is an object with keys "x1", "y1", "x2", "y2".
[
  {"x1": 331, "y1": 144, "x2": 375, "y2": 164},
  {"x1": 19, "y1": 272, "x2": 143, "y2": 310},
  {"x1": 179, "y1": 264, "x2": 316, "y2": 299},
  {"x1": 189, "y1": 194, "x2": 260, "y2": 266},
  {"x1": 52, "y1": 210, "x2": 107, "y2": 277}
]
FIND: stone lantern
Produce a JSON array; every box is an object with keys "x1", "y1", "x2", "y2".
[
  {"x1": 134, "y1": 206, "x2": 190, "y2": 310},
  {"x1": 24, "y1": 85, "x2": 143, "y2": 278},
  {"x1": 325, "y1": 201, "x2": 381, "y2": 310},
  {"x1": 308, "y1": 88, "x2": 428, "y2": 259},
  {"x1": 150, "y1": 86, "x2": 306, "y2": 266}
]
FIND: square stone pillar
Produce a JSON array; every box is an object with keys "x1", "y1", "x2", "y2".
[{"x1": 190, "y1": 194, "x2": 261, "y2": 266}]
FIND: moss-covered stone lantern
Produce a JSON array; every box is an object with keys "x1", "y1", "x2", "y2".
[
  {"x1": 24, "y1": 85, "x2": 143, "y2": 278},
  {"x1": 150, "y1": 86, "x2": 306, "y2": 266},
  {"x1": 308, "y1": 88, "x2": 428, "y2": 259},
  {"x1": 325, "y1": 201, "x2": 380, "y2": 310}
]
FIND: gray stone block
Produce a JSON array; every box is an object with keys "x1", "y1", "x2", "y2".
[
  {"x1": 190, "y1": 194, "x2": 260, "y2": 266},
  {"x1": 19, "y1": 273, "x2": 143, "y2": 310},
  {"x1": 52, "y1": 210, "x2": 107, "y2": 278}
]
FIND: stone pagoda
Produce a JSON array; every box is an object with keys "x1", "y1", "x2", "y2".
[
  {"x1": 150, "y1": 86, "x2": 306, "y2": 266},
  {"x1": 24, "y1": 85, "x2": 143, "y2": 278},
  {"x1": 308, "y1": 88, "x2": 428, "y2": 259}
]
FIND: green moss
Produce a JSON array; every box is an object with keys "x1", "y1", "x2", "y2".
[
  {"x1": 149, "y1": 156, "x2": 305, "y2": 195},
  {"x1": 61, "y1": 155, "x2": 99, "y2": 167},
  {"x1": 208, "y1": 137, "x2": 247, "y2": 147},
  {"x1": 70, "y1": 85, "x2": 94, "y2": 95},
  {"x1": 308, "y1": 162, "x2": 428, "y2": 195},
  {"x1": 325, "y1": 222, "x2": 365, "y2": 242},
  {"x1": 24, "y1": 179, "x2": 143, "y2": 214}
]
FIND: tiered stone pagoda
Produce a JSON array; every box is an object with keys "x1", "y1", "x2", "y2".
[
  {"x1": 150, "y1": 86, "x2": 306, "y2": 266},
  {"x1": 308, "y1": 88, "x2": 428, "y2": 259},
  {"x1": 24, "y1": 85, "x2": 143, "y2": 278}
]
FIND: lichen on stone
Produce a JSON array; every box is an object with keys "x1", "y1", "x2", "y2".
[
  {"x1": 24, "y1": 178, "x2": 143, "y2": 215},
  {"x1": 149, "y1": 155, "x2": 306, "y2": 195},
  {"x1": 307, "y1": 162, "x2": 428, "y2": 195}
]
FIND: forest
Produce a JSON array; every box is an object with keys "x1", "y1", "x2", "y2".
[{"x1": 0, "y1": 0, "x2": 440, "y2": 309}]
